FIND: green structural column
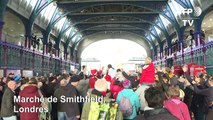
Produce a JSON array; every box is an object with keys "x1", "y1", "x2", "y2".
[
  {"x1": 0, "y1": 21, "x2": 4, "y2": 40},
  {"x1": 194, "y1": 19, "x2": 203, "y2": 46}
]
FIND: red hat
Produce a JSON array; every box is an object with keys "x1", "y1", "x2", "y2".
[
  {"x1": 104, "y1": 75, "x2": 111, "y2": 82},
  {"x1": 91, "y1": 69, "x2": 98, "y2": 76}
]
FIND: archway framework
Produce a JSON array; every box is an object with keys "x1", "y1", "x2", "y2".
[{"x1": 0, "y1": 0, "x2": 213, "y2": 63}]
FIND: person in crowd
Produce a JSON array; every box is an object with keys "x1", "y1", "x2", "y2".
[
  {"x1": 97, "y1": 66, "x2": 104, "y2": 79},
  {"x1": 78, "y1": 65, "x2": 89, "y2": 80},
  {"x1": 163, "y1": 86, "x2": 191, "y2": 120},
  {"x1": 0, "y1": 77, "x2": 6, "y2": 111},
  {"x1": 40, "y1": 77, "x2": 50, "y2": 97},
  {"x1": 17, "y1": 77, "x2": 41, "y2": 120},
  {"x1": 76, "y1": 74, "x2": 89, "y2": 97},
  {"x1": 116, "y1": 79, "x2": 140, "y2": 120},
  {"x1": 82, "y1": 79, "x2": 114, "y2": 119},
  {"x1": 54, "y1": 77, "x2": 80, "y2": 120},
  {"x1": 134, "y1": 87, "x2": 178, "y2": 120},
  {"x1": 71, "y1": 74, "x2": 80, "y2": 87},
  {"x1": 185, "y1": 75, "x2": 213, "y2": 120},
  {"x1": 189, "y1": 74, "x2": 208, "y2": 120},
  {"x1": 0, "y1": 81, "x2": 17, "y2": 120},
  {"x1": 89, "y1": 69, "x2": 98, "y2": 88},
  {"x1": 110, "y1": 71, "x2": 124, "y2": 99},
  {"x1": 47, "y1": 76, "x2": 58, "y2": 120},
  {"x1": 7, "y1": 73, "x2": 14, "y2": 81},
  {"x1": 122, "y1": 71, "x2": 138, "y2": 89},
  {"x1": 139, "y1": 57, "x2": 155, "y2": 85},
  {"x1": 111, "y1": 69, "x2": 122, "y2": 84},
  {"x1": 107, "y1": 64, "x2": 116, "y2": 78}
]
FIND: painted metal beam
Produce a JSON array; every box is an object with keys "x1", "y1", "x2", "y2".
[
  {"x1": 65, "y1": 23, "x2": 160, "y2": 51},
  {"x1": 58, "y1": 0, "x2": 180, "y2": 37},
  {"x1": 67, "y1": 12, "x2": 158, "y2": 23},
  {"x1": 0, "y1": 0, "x2": 9, "y2": 21}
]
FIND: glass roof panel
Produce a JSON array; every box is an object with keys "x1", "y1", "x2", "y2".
[
  {"x1": 29, "y1": 0, "x2": 38, "y2": 9},
  {"x1": 44, "y1": 3, "x2": 57, "y2": 22},
  {"x1": 65, "y1": 28, "x2": 72, "y2": 37},
  {"x1": 154, "y1": 26, "x2": 161, "y2": 35},
  {"x1": 55, "y1": 17, "x2": 66, "y2": 31},
  {"x1": 168, "y1": 0, "x2": 184, "y2": 24},
  {"x1": 159, "y1": 15, "x2": 170, "y2": 33}
]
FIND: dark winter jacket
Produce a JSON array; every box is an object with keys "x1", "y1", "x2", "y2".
[
  {"x1": 134, "y1": 108, "x2": 179, "y2": 120},
  {"x1": 54, "y1": 84, "x2": 80, "y2": 117},
  {"x1": 0, "y1": 87, "x2": 16, "y2": 117}
]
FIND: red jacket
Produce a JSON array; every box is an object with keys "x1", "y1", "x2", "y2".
[
  {"x1": 140, "y1": 63, "x2": 155, "y2": 84},
  {"x1": 110, "y1": 82, "x2": 124, "y2": 99},
  {"x1": 89, "y1": 76, "x2": 97, "y2": 88},
  {"x1": 164, "y1": 97, "x2": 191, "y2": 120},
  {"x1": 18, "y1": 84, "x2": 41, "y2": 120}
]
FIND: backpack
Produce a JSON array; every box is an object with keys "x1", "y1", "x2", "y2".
[
  {"x1": 88, "y1": 100, "x2": 118, "y2": 120},
  {"x1": 118, "y1": 96, "x2": 133, "y2": 117}
]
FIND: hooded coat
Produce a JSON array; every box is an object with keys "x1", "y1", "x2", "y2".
[
  {"x1": 163, "y1": 97, "x2": 191, "y2": 120},
  {"x1": 17, "y1": 84, "x2": 41, "y2": 120},
  {"x1": 116, "y1": 89, "x2": 140, "y2": 119}
]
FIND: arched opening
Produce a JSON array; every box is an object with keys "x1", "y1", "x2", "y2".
[
  {"x1": 202, "y1": 10, "x2": 213, "y2": 43},
  {"x1": 81, "y1": 39, "x2": 147, "y2": 71}
]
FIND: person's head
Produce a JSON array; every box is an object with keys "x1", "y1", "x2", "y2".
[
  {"x1": 166, "y1": 86, "x2": 180, "y2": 99},
  {"x1": 49, "y1": 76, "x2": 56, "y2": 83},
  {"x1": 144, "y1": 57, "x2": 152, "y2": 65},
  {"x1": 29, "y1": 77, "x2": 37, "y2": 85},
  {"x1": 21, "y1": 78, "x2": 29, "y2": 85},
  {"x1": 1, "y1": 77, "x2": 7, "y2": 83},
  {"x1": 117, "y1": 72, "x2": 125, "y2": 81},
  {"x1": 145, "y1": 87, "x2": 166, "y2": 109},
  {"x1": 195, "y1": 73, "x2": 205, "y2": 85},
  {"x1": 82, "y1": 65, "x2": 86, "y2": 71},
  {"x1": 155, "y1": 73, "x2": 159, "y2": 81},
  {"x1": 94, "y1": 79, "x2": 108, "y2": 92},
  {"x1": 108, "y1": 64, "x2": 112, "y2": 69},
  {"x1": 116, "y1": 69, "x2": 121, "y2": 76},
  {"x1": 8, "y1": 73, "x2": 14, "y2": 78},
  {"x1": 7, "y1": 81, "x2": 17, "y2": 91},
  {"x1": 63, "y1": 74, "x2": 70, "y2": 83},
  {"x1": 60, "y1": 79, "x2": 67, "y2": 86},
  {"x1": 70, "y1": 75, "x2": 79, "y2": 87},
  {"x1": 208, "y1": 77, "x2": 213, "y2": 86}
]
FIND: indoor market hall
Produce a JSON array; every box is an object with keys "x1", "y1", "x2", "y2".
[{"x1": 0, "y1": 0, "x2": 213, "y2": 120}]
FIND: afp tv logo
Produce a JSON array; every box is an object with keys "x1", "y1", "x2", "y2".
[{"x1": 181, "y1": 7, "x2": 202, "y2": 26}]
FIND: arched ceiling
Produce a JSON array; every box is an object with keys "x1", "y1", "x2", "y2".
[{"x1": 56, "y1": 0, "x2": 169, "y2": 53}]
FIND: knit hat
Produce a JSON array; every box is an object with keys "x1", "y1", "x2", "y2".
[
  {"x1": 94, "y1": 79, "x2": 108, "y2": 92},
  {"x1": 122, "y1": 80, "x2": 131, "y2": 89},
  {"x1": 71, "y1": 75, "x2": 79, "y2": 82},
  {"x1": 13, "y1": 75, "x2": 21, "y2": 82}
]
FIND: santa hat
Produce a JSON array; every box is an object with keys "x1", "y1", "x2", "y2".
[
  {"x1": 94, "y1": 79, "x2": 108, "y2": 92},
  {"x1": 91, "y1": 69, "x2": 98, "y2": 76},
  {"x1": 104, "y1": 74, "x2": 111, "y2": 82}
]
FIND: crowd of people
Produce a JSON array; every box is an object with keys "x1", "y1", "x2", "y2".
[{"x1": 0, "y1": 57, "x2": 212, "y2": 120}]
